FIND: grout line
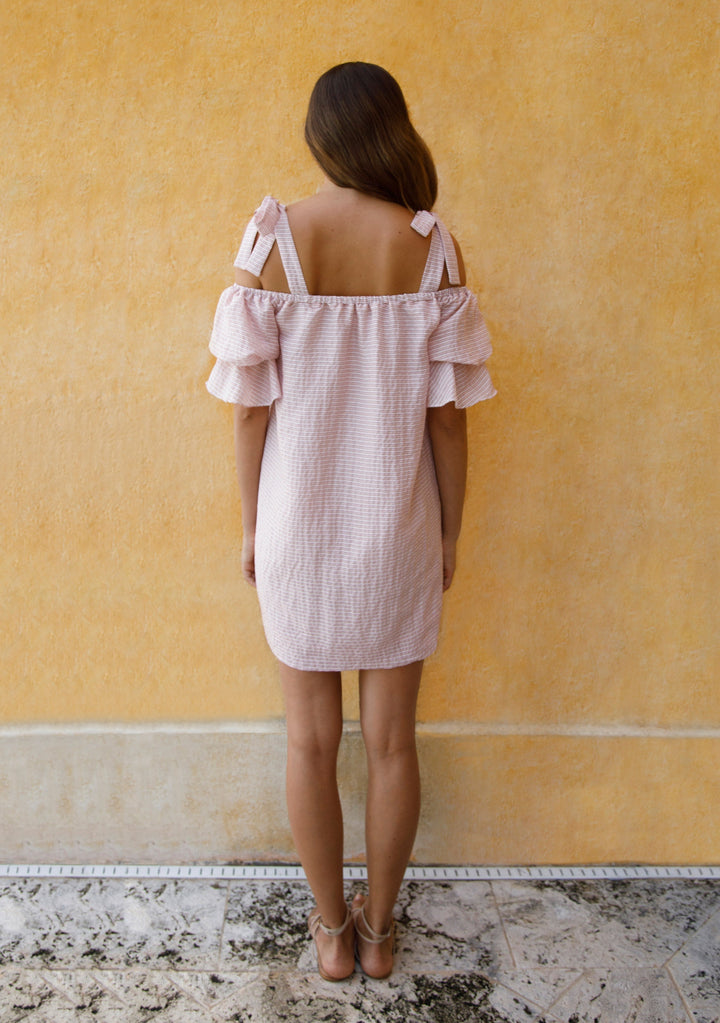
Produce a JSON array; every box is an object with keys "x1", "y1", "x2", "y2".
[
  {"x1": 544, "y1": 969, "x2": 590, "y2": 1017},
  {"x1": 489, "y1": 880, "x2": 517, "y2": 970},
  {"x1": 216, "y1": 879, "x2": 232, "y2": 972},
  {"x1": 665, "y1": 964, "x2": 698, "y2": 1023},
  {"x1": 493, "y1": 978, "x2": 563, "y2": 1021},
  {"x1": 663, "y1": 900, "x2": 720, "y2": 969},
  {"x1": 2, "y1": 864, "x2": 720, "y2": 880}
]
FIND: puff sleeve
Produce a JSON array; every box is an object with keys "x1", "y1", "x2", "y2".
[
  {"x1": 427, "y1": 290, "x2": 496, "y2": 408},
  {"x1": 205, "y1": 287, "x2": 281, "y2": 406}
]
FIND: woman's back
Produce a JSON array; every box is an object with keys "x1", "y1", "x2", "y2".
[{"x1": 251, "y1": 186, "x2": 464, "y2": 297}]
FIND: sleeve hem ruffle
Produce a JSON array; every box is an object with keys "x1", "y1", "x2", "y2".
[
  {"x1": 206, "y1": 284, "x2": 282, "y2": 405},
  {"x1": 427, "y1": 362, "x2": 497, "y2": 408},
  {"x1": 206, "y1": 359, "x2": 281, "y2": 406},
  {"x1": 426, "y1": 290, "x2": 496, "y2": 408}
]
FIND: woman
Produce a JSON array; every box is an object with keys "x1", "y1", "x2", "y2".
[{"x1": 207, "y1": 62, "x2": 495, "y2": 981}]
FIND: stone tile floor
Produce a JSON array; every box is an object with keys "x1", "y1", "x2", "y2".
[{"x1": 0, "y1": 874, "x2": 719, "y2": 1021}]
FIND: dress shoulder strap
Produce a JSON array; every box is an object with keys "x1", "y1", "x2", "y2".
[
  {"x1": 233, "y1": 196, "x2": 309, "y2": 295},
  {"x1": 274, "y1": 208, "x2": 309, "y2": 295},
  {"x1": 411, "y1": 210, "x2": 461, "y2": 292}
]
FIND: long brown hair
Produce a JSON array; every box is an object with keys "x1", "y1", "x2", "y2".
[{"x1": 304, "y1": 62, "x2": 438, "y2": 212}]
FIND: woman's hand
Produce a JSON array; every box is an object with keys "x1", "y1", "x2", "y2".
[
  {"x1": 442, "y1": 536, "x2": 457, "y2": 591},
  {"x1": 242, "y1": 532, "x2": 257, "y2": 586}
]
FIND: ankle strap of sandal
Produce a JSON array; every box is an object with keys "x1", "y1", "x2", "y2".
[
  {"x1": 309, "y1": 906, "x2": 351, "y2": 937},
  {"x1": 353, "y1": 903, "x2": 392, "y2": 943}
]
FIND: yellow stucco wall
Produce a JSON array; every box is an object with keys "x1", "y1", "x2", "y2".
[{"x1": 2, "y1": 0, "x2": 718, "y2": 862}]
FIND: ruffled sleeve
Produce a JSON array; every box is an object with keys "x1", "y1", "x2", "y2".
[
  {"x1": 427, "y1": 290, "x2": 497, "y2": 408},
  {"x1": 205, "y1": 286, "x2": 281, "y2": 406}
]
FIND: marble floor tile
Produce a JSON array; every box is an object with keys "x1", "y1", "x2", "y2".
[
  {"x1": 1, "y1": 876, "x2": 719, "y2": 1023},
  {"x1": 0, "y1": 967, "x2": 550, "y2": 1023},
  {"x1": 164, "y1": 967, "x2": 268, "y2": 1011},
  {"x1": 667, "y1": 904, "x2": 720, "y2": 1023},
  {"x1": 485, "y1": 979, "x2": 561, "y2": 1021},
  {"x1": 218, "y1": 879, "x2": 515, "y2": 979},
  {"x1": 0, "y1": 969, "x2": 79, "y2": 1022},
  {"x1": 488, "y1": 968, "x2": 583, "y2": 1015},
  {"x1": 548, "y1": 967, "x2": 693, "y2": 1022},
  {"x1": 492, "y1": 879, "x2": 720, "y2": 971},
  {"x1": 73, "y1": 969, "x2": 214, "y2": 1020},
  {"x1": 219, "y1": 879, "x2": 317, "y2": 968},
  {"x1": 0, "y1": 877, "x2": 228, "y2": 970},
  {"x1": 396, "y1": 881, "x2": 514, "y2": 975},
  {"x1": 241, "y1": 969, "x2": 533, "y2": 1023}
]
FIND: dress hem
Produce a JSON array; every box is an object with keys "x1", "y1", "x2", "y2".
[{"x1": 266, "y1": 639, "x2": 439, "y2": 673}]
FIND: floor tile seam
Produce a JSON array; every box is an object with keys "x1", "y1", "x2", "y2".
[
  {"x1": 215, "y1": 879, "x2": 232, "y2": 972},
  {"x1": 663, "y1": 900, "x2": 720, "y2": 967},
  {"x1": 540, "y1": 968, "x2": 591, "y2": 1015},
  {"x1": 9, "y1": 970, "x2": 223, "y2": 1015},
  {"x1": 2, "y1": 963, "x2": 268, "y2": 976},
  {"x1": 489, "y1": 978, "x2": 564, "y2": 1021},
  {"x1": 543, "y1": 967, "x2": 701, "y2": 1023},
  {"x1": 46, "y1": 966, "x2": 259, "y2": 1013},
  {"x1": 164, "y1": 973, "x2": 227, "y2": 1015},
  {"x1": 487, "y1": 971, "x2": 569, "y2": 1018},
  {"x1": 2, "y1": 964, "x2": 593, "y2": 981},
  {"x1": 489, "y1": 880, "x2": 517, "y2": 970},
  {"x1": 37, "y1": 968, "x2": 136, "y2": 1010},
  {"x1": 664, "y1": 962, "x2": 698, "y2": 1023},
  {"x1": 24, "y1": 970, "x2": 80, "y2": 1008}
]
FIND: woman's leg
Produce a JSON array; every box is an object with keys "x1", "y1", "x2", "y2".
[
  {"x1": 279, "y1": 661, "x2": 354, "y2": 977},
  {"x1": 357, "y1": 659, "x2": 423, "y2": 973}
]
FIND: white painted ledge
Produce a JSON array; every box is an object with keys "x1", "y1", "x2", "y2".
[{"x1": 2, "y1": 720, "x2": 719, "y2": 738}]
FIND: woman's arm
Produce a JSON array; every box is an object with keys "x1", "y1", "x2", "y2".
[
  {"x1": 234, "y1": 403, "x2": 270, "y2": 586},
  {"x1": 231, "y1": 263, "x2": 270, "y2": 586},
  {"x1": 427, "y1": 403, "x2": 468, "y2": 590}
]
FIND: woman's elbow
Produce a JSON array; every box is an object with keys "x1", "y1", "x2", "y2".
[
  {"x1": 427, "y1": 403, "x2": 466, "y2": 435},
  {"x1": 234, "y1": 403, "x2": 269, "y2": 424}
]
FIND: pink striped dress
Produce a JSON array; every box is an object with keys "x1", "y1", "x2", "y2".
[{"x1": 207, "y1": 197, "x2": 495, "y2": 671}]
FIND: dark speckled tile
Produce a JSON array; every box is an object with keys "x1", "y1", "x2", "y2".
[{"x1": 219, "y1": 879, "x2": 317, "y2": 968}]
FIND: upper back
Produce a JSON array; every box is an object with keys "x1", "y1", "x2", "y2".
[{"x1": 253, "y1": 189, "x2": 465, "y2": 296}]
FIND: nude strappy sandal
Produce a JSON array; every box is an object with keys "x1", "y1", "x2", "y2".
[
  {"x1": 307, "y1": 906, "x2": 354, "y2": 981},
  {"x1": 351, "y1": 895, "x2": 395, "y2": 979}
]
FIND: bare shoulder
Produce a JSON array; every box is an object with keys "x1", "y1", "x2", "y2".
[{"x1": 234, "y1": 267, "x2": 263, "y2": 289}]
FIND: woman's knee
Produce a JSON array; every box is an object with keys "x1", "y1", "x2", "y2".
[
  {"x1": 358, "y1": 662, "x2": 422, "y2": 762},
  {"x1": 287, "y1": 717, "x2": 343, "y2": 765},
  {"x1": 361, "y1": 721, "x2": 417, "y2": 764},
  {"x1": 281, "y1": 662, "x2": 343, "y2": 764}
]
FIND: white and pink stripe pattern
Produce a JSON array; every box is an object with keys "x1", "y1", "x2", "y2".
[{"x1": 207, "y1": 198, "x2": 495, "y2": 671}]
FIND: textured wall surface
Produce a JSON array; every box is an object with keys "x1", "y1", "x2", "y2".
[{"x1": 2, "y1": 0, "x2": 718, "y2": 862}]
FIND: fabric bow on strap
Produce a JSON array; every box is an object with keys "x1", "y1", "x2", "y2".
[
  {"x1": 411, "y1": 210, "x2": 461, "y2": 287},
  {"x1": 253, "y1": 195, "x2": 282, "y2": 237},
  {"x1": 410, "y1": 210, "x2": 437, "y2": 237},
  {"x1": 235, "y1": 196, "x2": 283, "y2": 277}
]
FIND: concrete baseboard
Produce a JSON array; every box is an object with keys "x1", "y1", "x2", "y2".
[{"x1": 1, "y1": 725, "x2": 718, "y2": 864}]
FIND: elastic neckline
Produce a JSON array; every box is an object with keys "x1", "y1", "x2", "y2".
[{"x1": 228, "y1": 283, "x2": 472, "y2": 306}]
